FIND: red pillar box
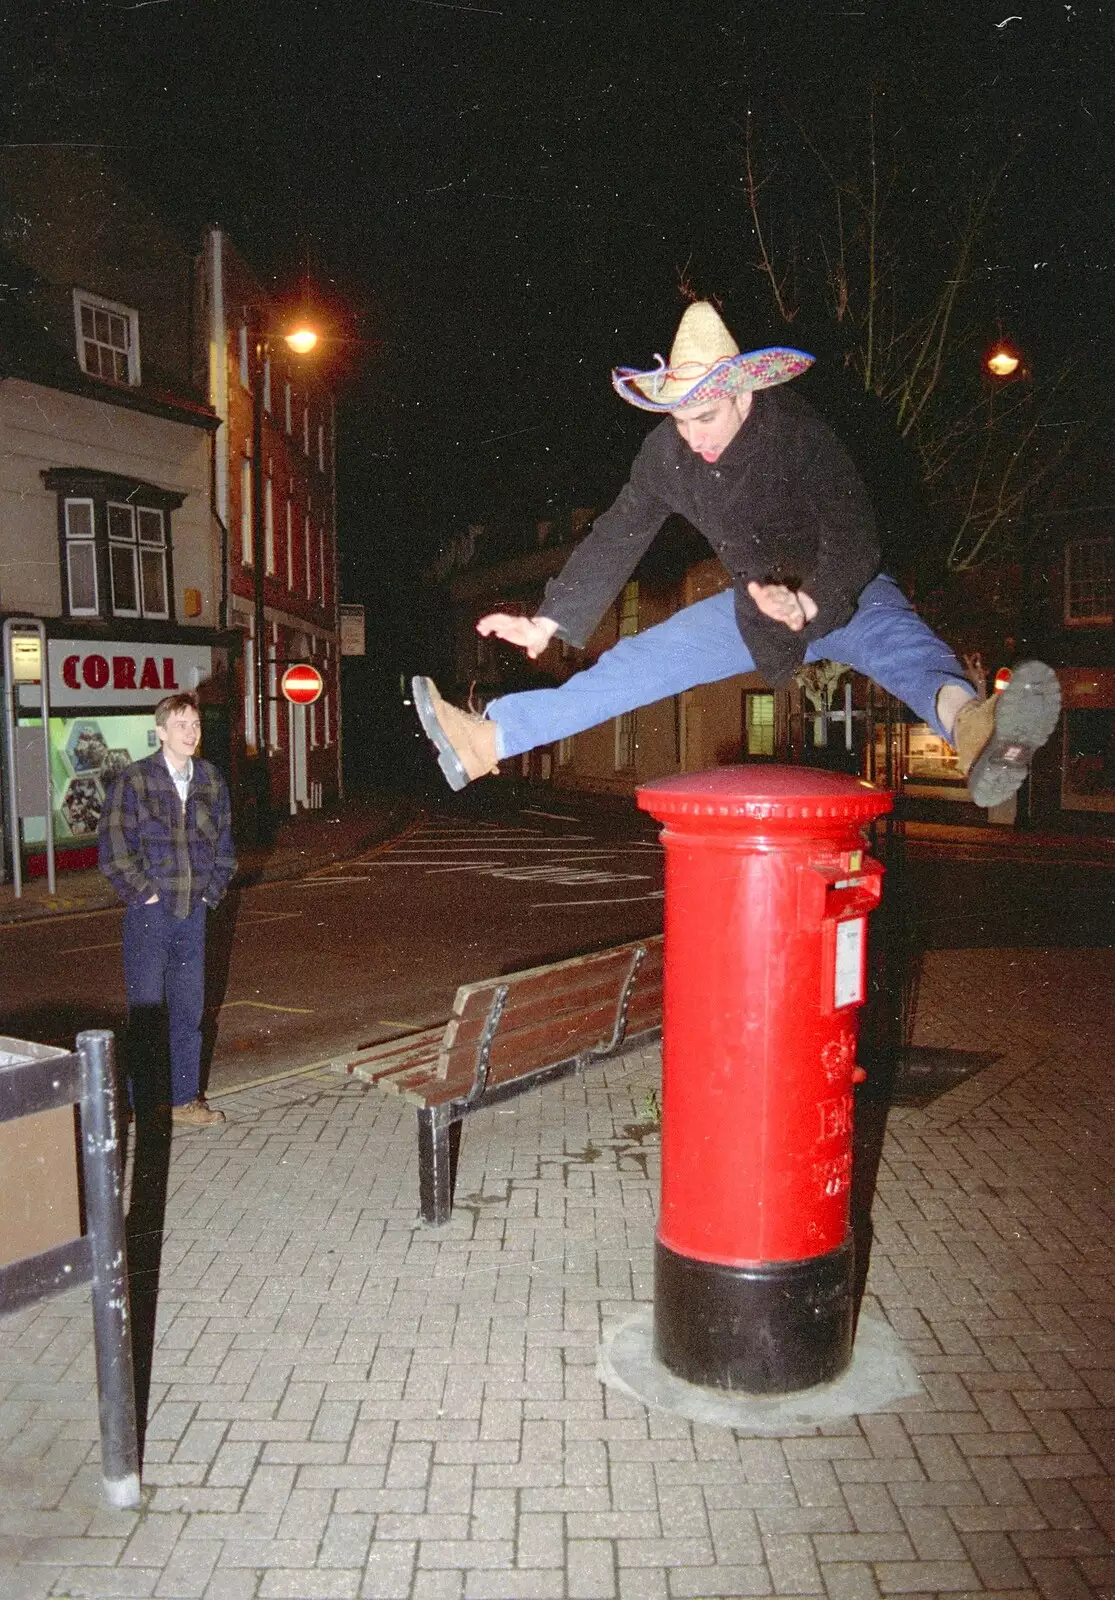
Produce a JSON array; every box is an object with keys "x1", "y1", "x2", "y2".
[{"x1": 636, "y1": 766, "x2": 893, "y2": 1395}]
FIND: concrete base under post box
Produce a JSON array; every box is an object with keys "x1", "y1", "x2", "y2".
[
  {"x1": 599, "y1": 1304, "x2": 922, "y2": 1433},
  {"x1": 653, "y1": 1238, "x2": 854, "y2": 1395}
]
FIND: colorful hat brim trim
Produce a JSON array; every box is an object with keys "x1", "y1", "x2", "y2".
[{"x1": 611, "y1": 346, "x2": 815, "y2": 412}]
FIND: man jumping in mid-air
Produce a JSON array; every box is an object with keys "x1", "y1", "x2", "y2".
[{"x1": 413, "y1": 300, "x2": 1060, "y2": 806}]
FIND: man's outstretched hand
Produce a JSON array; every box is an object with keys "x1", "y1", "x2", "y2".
[
  {"x1": 476, "y1": 613, "x2": 560, "y2": 660},
  {"x1": 747, "y1": 582, "x2": 818, "y2": 633}
]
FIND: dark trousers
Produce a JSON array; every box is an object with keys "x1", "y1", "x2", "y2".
[{"x1": 121, "y1": 900, "x2": 206, "y2": 1111}]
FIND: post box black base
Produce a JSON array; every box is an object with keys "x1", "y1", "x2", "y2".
[{"x1": 653, "y1": 1238, "x2": 854, "y2": 1395}]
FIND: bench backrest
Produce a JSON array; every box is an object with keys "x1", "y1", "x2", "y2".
[{"x1": 438, "y1": 935, "x2": 663, "y2": 1096}]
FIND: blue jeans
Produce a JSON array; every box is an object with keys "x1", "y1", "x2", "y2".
[
  {"x1": 488, "y1": 575, "x2": 974, "y2": 759},
  {"x1": 121, "y1": 899, "x2": 206, "y2": 1111}
]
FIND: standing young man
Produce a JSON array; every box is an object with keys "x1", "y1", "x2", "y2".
[
  {"x1": 413, "y1": 301, "x2": 1061, "y2": 805},
  {"x1": 98, "y1": 692, "x2": 237, "y2": 1127}
]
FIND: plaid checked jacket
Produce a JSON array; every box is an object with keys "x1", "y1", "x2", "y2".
[{"x1": 98, "y1": 753, "x2": 237, "y2": 919}]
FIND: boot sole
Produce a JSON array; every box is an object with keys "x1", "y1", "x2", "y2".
[
  {"x1": 411, "y1": 676, "x2": 471, "y2": 792},
  {"x1": 967, "y1": 661, "x2": 1061, "y2": 808}
]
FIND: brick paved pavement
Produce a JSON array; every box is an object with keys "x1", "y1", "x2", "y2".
[{"x1": 0, "y1": 946, "x2": 1112, "y2": 1599}]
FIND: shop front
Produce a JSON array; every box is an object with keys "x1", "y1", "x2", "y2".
[{"x1": 4, "y1": 633, "x2": 229, "y2": 876}]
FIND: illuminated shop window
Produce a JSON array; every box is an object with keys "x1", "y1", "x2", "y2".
[{"x1": 744, "y1": 692, "x2": 775, "y2": 757}]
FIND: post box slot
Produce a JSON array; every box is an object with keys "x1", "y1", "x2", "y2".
[{"x1": 799, "y1": 860, "x2": 884, "y2": 928}]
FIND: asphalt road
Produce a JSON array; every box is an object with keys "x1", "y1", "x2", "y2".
[
  {"x1": 0, "y1": 794, "x2": 1110, "y2": 1096},
  {"x1": 0, "y1": 799, "x2": 667, "y2": 1093}
]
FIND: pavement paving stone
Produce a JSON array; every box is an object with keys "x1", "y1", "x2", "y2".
[{"x1": 1, "y1": 950, "x2": 1113, "y2": 1597}]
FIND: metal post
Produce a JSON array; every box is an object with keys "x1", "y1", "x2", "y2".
[
  {"x1": 77, "y1": 1030, "x2": 140, "y2": 1508},
  {"x1": 251, "y1": 326, "x2": 267, "y2": 751},
  {"x1": 2, "y1": 626, "x2": 22, "y2": 898},
  {"x1": 2, "y1": 619, "x2": 54, "y2": 897}
]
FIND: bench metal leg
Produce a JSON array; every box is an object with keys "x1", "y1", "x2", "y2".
[
  {"x1": 417, "y1": 1105, "x2": 461, "y2": 1227},
  {"x1": 78, "y1": 1031, "x2": 141, "y2": 1508}
]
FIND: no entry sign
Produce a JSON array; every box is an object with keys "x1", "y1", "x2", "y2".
[{"x1": 280, "y1": 663, "x2": 324, "y2": 705}]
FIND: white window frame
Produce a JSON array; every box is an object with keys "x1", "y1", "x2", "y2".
[
  {"x1": 317, "y1": 422, "x2": 326, "y2": 473},
  {"x1": 136, "y1": 505, "x2": 169, "y2": 620},
  {"x1": 286, "y1": 498, "x2": 294, "y2": 590},
  {"x1": 63, "y1": 498, "x2": 99, "y2": 616},
  {"x1": 73, "y1": 289, "x2": 141, "y2": 386},
  {"x1": 107, "y1": 501, "x2": 141, "y2": 618},
  {"x1": 239, "y1": 325, "x2": 250, "y2": 388},
  {"x1": 618, "y1": 580, "x2": 639, "y2": 638},
  {"x1": 267, "y1": 626, "x2": 279, "y2": 750},
  {"x1": 614, "y1": 710, "x2": 636, "y2": 770},
  {"x1": 105, "y1": 501, "x2": 169, "y2": 621},
  {"x1": 284, "y1": 381, "x2": 293, "y2": 434},
  {"x1": 240, "y1": 456, "x2": 253, "y2": 565},
  {"x1": 319, "y1": 524, "x2": 327, "y2": 605},
  {"x1": 244, "y1": 611, "x2": 257, "y2": 751},
  {"x1": 264, "y1": 468, "x2": 275, "y2": 574},
  {"x1": 303, "y1": 403, "x2": 310, "y2": 455},
  {"x1": 305, "y1": 511, "x2": 313, "y2": 596},
  {"x1": 323, "y1": 644, "x2": 332, "y2": 746},
  {"x1": 1065, "y1": 536, "x2": 1114, "y2": 626}
]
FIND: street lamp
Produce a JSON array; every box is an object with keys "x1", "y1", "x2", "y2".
[
  {"x1": 984, "y1": 337, "x2": 1028, "y2": 382},
  {"x1": 249, "y1": 317, "x2": 319, "y2": 839}
]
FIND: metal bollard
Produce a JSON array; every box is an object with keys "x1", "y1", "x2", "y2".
[{"x1": 77, "y1": 1031, "x2": 140, "y2": 1508}]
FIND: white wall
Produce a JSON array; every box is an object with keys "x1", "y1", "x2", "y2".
[{"x1": 0, "y1": 379, "x2": 217, "y2": 623}]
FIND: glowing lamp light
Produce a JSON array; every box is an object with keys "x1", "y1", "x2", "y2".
[
  {"x1": 993, "y1": 666, "x2": 1013, "y2": 694},
  {"x1": 284, "y1": 326, "x2": 319, "y2": 355},
  {"x1": 986, "y1": 345, "x2": 1021, "y2": 378}
]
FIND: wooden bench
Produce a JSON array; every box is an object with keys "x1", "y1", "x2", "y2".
[{"x1": 345, "y1": 936, "x2": 663, "y2": 1224}]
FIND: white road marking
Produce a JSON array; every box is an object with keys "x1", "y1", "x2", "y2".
[
  {"x1": 222, "y1": 1000, "x2": 315, "y2": 1014},
  {"x1": 235, "y1": 909, "x2": 305, "y2": 924},
  {"x1": 302, "y1": 816, "x2": 664, "y2": 902},
  {"x1": 538, "y1": 891, "x2": 666, "y2": 908}
]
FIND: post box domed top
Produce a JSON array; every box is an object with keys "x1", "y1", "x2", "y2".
[{"x1": 637, "y1": 764, "x2": 892, "y2": 825}]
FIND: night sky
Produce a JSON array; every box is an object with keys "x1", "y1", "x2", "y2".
[{"x1": 6, "y1": 0, "x2": 1112, "y2": 606}]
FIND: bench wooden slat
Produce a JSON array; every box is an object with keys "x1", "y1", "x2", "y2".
[
  {"x1": 437, "y1": 956, "x2": 659, "y2": 1074},
  {"x1": 345, "y1": 1026, "x2": 444, "y2": 1083},
  {"x1": 444, "y1": 940, "x2": 655, "y2": 1019},
  {"x1": 439, "y1": 996, "x2": 631, "y2": 1093}
]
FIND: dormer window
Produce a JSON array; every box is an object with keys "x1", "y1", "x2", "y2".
[{"x1": 73, "y1": 290, "x2": 141, "y2": 386}]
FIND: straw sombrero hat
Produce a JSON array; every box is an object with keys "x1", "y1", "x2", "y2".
[{"x1": 612, "y1": 300, "x2": 814, "y2": 413}]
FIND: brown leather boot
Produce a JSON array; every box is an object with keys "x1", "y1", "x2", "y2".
[
  {"x1": 952, "y1": 661, "x2": 1061, "y2": 807},
  {"x1": 412, "y1": 676, "x2": 500, "y2": 791}
]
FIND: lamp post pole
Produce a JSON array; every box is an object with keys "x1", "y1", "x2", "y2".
[{"x1": 250, "y1": 323, "x2": 271, "y2": 841}]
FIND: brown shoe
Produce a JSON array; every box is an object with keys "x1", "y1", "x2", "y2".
[
  {"x1": 171, "y1": 1098, "x2": 226, "y2": 1129},
  {"x1": 953, "y1": 661, "x2": 1061, "y2": 807},
  {"x1": 411, "y1": 676, "x2": 500, "y2": 791}
]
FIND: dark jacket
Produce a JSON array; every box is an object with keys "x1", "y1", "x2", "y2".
[
  {"x1": 98, "y1": 752, "x2": 237, "y2": 918},
  {"x1": 540, "y1": 387, "x2": 881, "y2": 688}
]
